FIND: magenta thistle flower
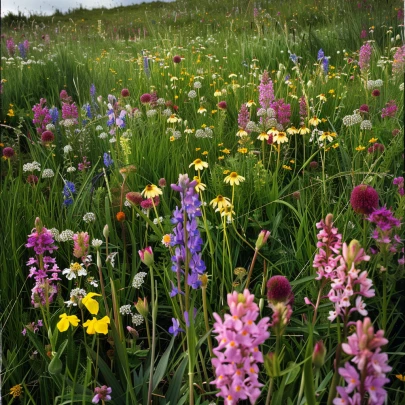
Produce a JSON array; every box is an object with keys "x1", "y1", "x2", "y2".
[
  {"x1": 2, "y1": 146, "x2": 15, "y2": 159},
  {"x1": 126, "y1": 191, "x2": 143, "y2": 206},
  {"x1": 140, "y1": 93, "x2": 152, "y2": 104},
  {"x1": 41, "y1": 130, "x2": 54, "y2": 144},
  {"x1": 92, "y1": 386, "x2": 112, "y2": 404},
  {"x1": 217, "y1": 101, "x2": 227, "y2": 110},
  {"x1": 121, "y1": 88, "x2": 130, "y2": 97},
  {"x1": 173, "y1": 55, "x2": 182, "y2": 63},
  {"x1": 211, "y1": 289, "x2": 270, "y2": 405},
  {"x1": 367, "y1": 143, "x2": 384, "y2": 155},
  {"x1": 350, "y1": 184, "x2": 379, "y2": 215},
  {"x1": 266, "y1": 276, "x2": 293, "y2": 305}
]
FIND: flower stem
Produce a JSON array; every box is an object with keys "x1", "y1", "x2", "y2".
[
  {"x1": 246, "y1": 248, "x2": 259, "y2": 290},
  {"x1": 147, "y1": 265, "x2": 157, "y2": 405}
]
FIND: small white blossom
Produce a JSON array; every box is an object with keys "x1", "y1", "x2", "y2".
[
  {"x1": 59, "y1": 229, "x2": 74, "y2": 242},
  {"x1": 132, "y1": 314, "x2": 144, "y2": 326},
  {"x1": 63, "y1": 145, "x2": 73, "y2": 154},
  {"x1": 360, "y1": 120, "x2": 372, "y2": 130},
  {"x1": 62, "y1": 262, "x2": 87, "y2": 280},
  {"x1": 83, "y1": 212, "x2": 96, "y2": 223},
  {"x1": 153, "y1": 217, "x2": 163, "y2": 225},
  {"x1": 124, "y1": 200, "x2": 132, "y2": 207},
  {"x1": 49, "y1": 228, "x2": 60, "y2": 241},
  {"x1": 46, "y1": 124, "x2": 55, "y2": 131},
  {"x1": 67, "y1": 166, "x2": 76, "y2": 173},
  {"x1": 42, "y1": 169, "x2": 55, "y2": 178},
  {"x1": 92, "y1": 239, "x2": 103, "y2": 247},
  {"x1": 99, "y1": 132, "x2": 108, "y2": 139},
  {"x1": 193, "y1": 81, "x2": 202, "y2": 89},
  {"x1": 23, "y1": 161, "x2": 41, "y2": 172},
  {"x1": 132, "y1": 272, "x2": 147, "y2": 288},
  {"x1": 109, "y1": 137, "x2": 117, "y2": 143},
  {"x1": 157, "y1": 98, "x2": 166, "y2": 105},
  {"x1": 146, "y1": 109, "x2": 157, "y2": 118},
  {"x1": 65, "y1": 288, "x2": 87, "y2": 307},
  {"x1": 400, "y1": 83, "x2": 404, "y2": 91},
  {"x1": 188, "y1": 90, "x2": 197, "y2": 98},
  {"x1": 120, "y1": 304, "x2": 132, "y2": 315},
  {"x1": 96, "y1": 125, "x2": 103, "y2": 131}
]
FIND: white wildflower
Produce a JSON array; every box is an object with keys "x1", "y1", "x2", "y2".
[
  {"x1": 132, "y1": 272, "x2": 147, "y2": 288},
  {"x1": 132, "y1": 314, "x2": 144, "y2": 326},
  {"x1": 42, "y1": 169, "x2": 55, "y2": 178},
  {"x1": 83, "y1": 212, "x2": 96, "y2": 223},
  {"x1": 59, "y1": 229, "x2": 74, "y2": 242},
  {"x1": 91, "y1": 239, "x2": 103, "y2": 247},
  {"x1": 120, "y1": 304, "x2": 132, "y2": 315}
]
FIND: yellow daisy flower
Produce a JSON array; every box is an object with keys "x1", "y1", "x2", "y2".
[
  {"x1": 224, "y1": 171, "x2": 245, "y2": 186},
  {"x1": 267, "y1": 127, "x2": 279, "y2": 136},
  {"x1": 236, "y1": 128, "x2": 248, "y2": 137},
  {"x1": 210, "y1": 195, "x2": 231, "y2": 210},
  {"x1": 197, "y1": 106, "x2": 207, "y2": 114},
  {"x1": 142, "y1": 184, "x2": 163, "y2": 199},
  {"x1": 299, "y1": 125, "x2": 310, "y2": 135},
  {"x1": 273, "y1": 132, "x2": 289, "y2": 144},
  {"x1": 308, "y1": 117, "x2": 320, "y2": 126},
  {"x1": 257, "y1": 132, "x2": 269, "y2": 141},
  {"x1": 286, "y1": 126, "x2": 299, "y2": 135},
  {"x1": 189, "y1": 158, "x2": 209, "y2": 171},
  {"x1": 193, "y1": 176, "x2": 206, "y2": 192},
  {"x1": 9, "y1": 384, "x2": 23, "y2": 398},
  {"x1": 167, "y1": 114, "x2": 179, "y2": 123}
]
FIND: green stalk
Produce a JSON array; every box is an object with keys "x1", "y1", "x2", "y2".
[{"x1": 147, "y1": 265, "x2": 157, "y2": 405}]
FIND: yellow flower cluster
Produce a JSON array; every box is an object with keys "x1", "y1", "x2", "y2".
[{"x1": 57, "y1": 293, "x2": 110, "y2": 335}]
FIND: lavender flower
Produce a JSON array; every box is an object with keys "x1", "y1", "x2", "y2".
[
  {"x1": 393, "y1": 177, "x2": 404, "y2": 196},
  {"x1": 18, "y1": 42, "x2": 27, "y2": 59},
  {"x1": 103, "y1": 152, "x2": 114, "y2": 167},
  {"x1": 237, "y1": 103, "x2": 250, "y2": 131},
  {"x1": 170, "y1": 174, "x2": 206, "y2": 290},
  {"x1": 381, "y1": 100, "x2": 397, "y2": 119},
  {"x1": 92, "y1": 386, "x2": 112, "y2": 404},
  {"x1": 32, "y1": 98, "x2": 52, "y2": 135}
]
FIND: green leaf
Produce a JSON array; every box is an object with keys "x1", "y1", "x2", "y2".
[
  {"x1": 303, "y1": 325, "x2": 317, "y2": 405},
  {"x1": 152, "y1": 337, "x2": 175, "y2": 391},
  {"x1": 165, "y1": 354, "x2": 188, "y2": 405},
  {"x1": 48, "y1": 340, "x2": 68, "y2": 375}
]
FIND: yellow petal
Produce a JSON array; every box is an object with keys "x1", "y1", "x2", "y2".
[
  {"x1": 94, "y1": 316, "x2": 110, "y2": 334},
  {"x1": 83, "y1": 318, "x2": 97, "y2": 334},
  {"x1": 82, "y1": 295, "x2": 100, "y2": 315},
  {"x1": 67, "y1": 315, "x2": 80, "y2": 327},
  {"x1": 57, "y1": 314, "x2": 69, "y2": 332}
]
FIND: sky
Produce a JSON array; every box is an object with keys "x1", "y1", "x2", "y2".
[{"x1": 1, "y1": 0, "x2": 173, "y2": 17}]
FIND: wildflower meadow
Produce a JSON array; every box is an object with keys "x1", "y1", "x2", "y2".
[{"x1": 1, "y1": 0, "x2": 404, "y2": 403}]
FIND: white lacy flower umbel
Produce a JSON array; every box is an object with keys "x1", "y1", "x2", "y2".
[
  {"x1": 62, "y1": 262, "x2": 87, "y2": 280},
  {"x1": 132, "y1": 272, "x2": 147, "y2": 288}
]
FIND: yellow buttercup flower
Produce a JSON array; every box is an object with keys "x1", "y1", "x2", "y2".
[
  {"x1": 83, "y1": 316, "x2": 110, "y2": 335},
  {"x1": 82, "y1": 292, "x2": 102, "y2": 315},
  {"x1": 221, "y1": 148, "x2": 231, "y2": 154},
  {"x1": 189, "y1": 158, "x2": 208, "y2": 171},
  {"x1": 57, "y1": 313, "x2": 80, "y2": 332},
  {"x1": 396, "y1": 374, "x2": 405, "y2": 382},
  {"x1": 142, "y1": 184, "x2": 163, "y2": 199},
  {"x1": 355, "y1": 145, "x2": 366, "y2": 151},
  {"x1": 369, "y1": 137, "x2": 378, "y2": 143},
  {"x1": 237, "y1": 148, "x2": 248, "y2": 154},
  {"x1": 224, "y1": 171, "x2": 245, "y2": 186}
]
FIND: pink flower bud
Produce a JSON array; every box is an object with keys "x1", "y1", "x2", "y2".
[
  {"x1": 138, "y1": 246, "x2": 154, "y2": 267},
  {"x1": 312, "y1": 340, "x2": 326, "y2": 369},
  {"x1": 255, "y1": 229, "x2": 270, "y2": 250}
]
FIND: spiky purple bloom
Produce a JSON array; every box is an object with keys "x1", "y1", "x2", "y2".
[
  {"x1": 211, "y1": 289, "x2": 270, "y2": 404},
  {"x1": 237, "y1": 103, "x2": 250, "y2": 131},
  {"x1": 392, "y1": 45, "x2": 405, "y2": 75},
  {"x1": 334, "y1": 318, "x2": 391, "y2": 405},
  {"x1": 299, "y1": 95, "x2": 307, "y2": 118},
  {"x1": 258, "y1": 70, "x2": 274, "y2": 109},
  {"x1": 350, "y1": 185, "x2": 379, "y2": 215},
  {"x1": 381, "y1": 100, "x2": 397, "y2": 119},
  {"x1": 270, "y1": 98, "x2": 291, "y2": 127},
  {"x1": 49, "y1": 107, "x2": 59, "y2": 125},
  {"x1": 32, "y1": 98, "x2": 52, "y2": 135},
  {"x1": 359, "y1": 42, "x2": 372, "y2": 71},
  {"x1": 26, "y1": 218, "x2": 60, "y2": 307},
  {"x1": 322, "y1": 57, "x2": 329, "y2": 74},
  {"x1": 393, "y1": 177, "x2": 404, "y2": 196},
  {"x1": 6, "y1": 38, "x2": 15, "y2": 56},
  {"x1": 168, "y1": 318, "x2": 184, "y2": 336},
  {"x1": 170, "y1": 174, "x2": 206, "y2": 289},
  {"x1": 18, "y1": 42, "x2": 27, "y2": 59},
  {"x1": 143, "y1": 56, "x2": 150, "y2": 78},
  {"x1": 103, "y1": 152, "x2": 114, "y2": 167},
  {"x1": 317, "y1": 48, "x2": 325, "y2": 60},
  {"x1": 90, "y1": 83, "x2": 96, "y2": 99}
]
